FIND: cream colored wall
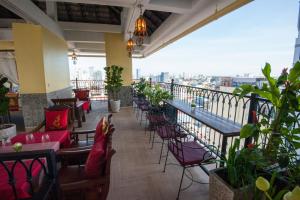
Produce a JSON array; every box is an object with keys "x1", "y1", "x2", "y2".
[
  {"x1": 42, "y1": 28, "x2": 70, "y2": 93},
  {"x1": 12, "y1": 23, "x2": 70, "y2": 94},
  {"x1": 105, "y1": 33, "x2": 132, "y2": 86},
  {"x1": 12, "y1": 23, "x2": 46, "y2": 94},
  {"x1": 0, "y1": 41, "x2": 14, "y2": 50}
]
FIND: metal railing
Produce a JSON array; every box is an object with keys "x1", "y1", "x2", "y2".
[
  {"x1": 135, "y1": 78, "x2": 300, "y2": 158},
  {"x1": 70, "y1": 79, "x2": 107, "y2": 100}
]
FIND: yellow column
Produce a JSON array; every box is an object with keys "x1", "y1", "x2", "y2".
[
  {"x1": 12, "y1": 23, "x2": 71, "y2": 128},
  {"x1": 104, "y1": 33, "x2": 132, "y2": 86}
]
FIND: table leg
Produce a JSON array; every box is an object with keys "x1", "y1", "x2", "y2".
[{"x1": 75, "y1": 108, "x2": 82, "y2": 128}]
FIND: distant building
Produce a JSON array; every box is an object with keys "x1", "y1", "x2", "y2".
[
  {"x1": 136, "y1": 68, "x2": 141, "y2": 79},
  {"x1": 293, "y1": 2, "x2": 300, "y2": 64},
  {"x1": 160, "y1": 72, "x2": 169, "y2": 82},
  {"x1": 220, "y1": 77, "x2": 233, "y2": 87},
  {"x1": 232, "y1": 77, "x2": 266, "y2": 88}
]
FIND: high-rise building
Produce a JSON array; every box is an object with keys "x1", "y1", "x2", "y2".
[
  {"x1": 293, "y1": 2, "x2": 300, "y2": 64},
  {"x1": 160, "y1": 72, "x2": 170, "y2": 82},
  {"x1": 136, "y1": 68, "x2": 141, "y2": 79}
]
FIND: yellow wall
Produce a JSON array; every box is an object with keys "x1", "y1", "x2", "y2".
[
  {"x1": 0, "y1": 41, "x2": 14, "y2": 50},
  {"x1": 105, "y1": 33, "x2": 132, "y2": 86},
  {"x1": 42, "y1": 28, "x2": 70, "y2": 93},
  {"x1": 13, "y1": 23, "x2": 46, "y2": 93},
  {"x1": 12, "y1": 23, "x2": 70, "y2": 94}
]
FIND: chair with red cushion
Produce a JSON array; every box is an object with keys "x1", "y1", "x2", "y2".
[
  {"x1": 29, "y1": 105, "x2": 74, "y2": 133},
  {"x1": 74, "y1": 89, "x2": 92, "y2": 113},
  {"x1": 70, "y1": 114, "x2": 113, "y2": 149},
  {"x1": 162, "y1": 126, "x2": 216, "y2": 199},
  {"x1": 57, "y1": 125, "x2": 115, "y2": 200}
]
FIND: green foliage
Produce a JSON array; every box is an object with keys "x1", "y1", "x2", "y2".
[
  {"x1": 233, "y1": 62, "x2": 300, "y2": 188},
  {"x1": 144, "y1": 84, "x2": 172, "y2": 108},
  {"x1": 0, "y1": 74, "x2": 9, "y2": 118},
  {"x1": 225, "y1": 139, "x2": 268, "y2": 188},
  {"x1": 104, "y1": 65, "x2": 123, "y2": 101},
  {"x1": 133, "y1": 78, "x2": 149, "y2": 97}
]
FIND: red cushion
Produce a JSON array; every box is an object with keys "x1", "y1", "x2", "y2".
[
  {"x1": 85, "y1": 141, "x2": 105, "y2": 178},
  {"x1": 82, "y1": 101, "x2": 90, "y2": 111},
  {"x1": 75, "y1": 90, "x2": 89, "y2": 100},
  {"x1": 94, "y1": 117, "x2": 108, "y2": 142},
  {"x1": 45, "y1": 109, "x2": 69, "y2": 131}
]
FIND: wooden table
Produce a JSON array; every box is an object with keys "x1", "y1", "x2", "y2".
[
  {"x1": 164, "y1": 99, "x2": 241, "y2": 158},
  {"x1": 0, "y1": 142, "x2": 60, "y2": 153}
]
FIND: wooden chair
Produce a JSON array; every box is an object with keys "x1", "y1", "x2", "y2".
[
  {"x1": 73, "y1": 89, "x2": 92, "y2": 113},
  {"x1": 29, "y1": 104, "x2": 75, "y2": 133},
  {"x1": 51, "y1": 98, "x2": 86, "y2": 128},
  {"x1": 70, "y1": 114, "x2": 113, "y2": 148},
  {"x1": 57, "y1": 126, "x2": 115, "y2": 200}
]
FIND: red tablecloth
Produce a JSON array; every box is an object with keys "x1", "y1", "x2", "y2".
[
  {"x1": 0, "y1": 159, "x2": 45, "y2": 200},
  {"x1": 11, "y1": 130, "x2": 71, "y2": 148}
]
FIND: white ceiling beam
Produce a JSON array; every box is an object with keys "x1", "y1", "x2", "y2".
[
  {"x1": 46, "y1": 1, "x2": 57, "y2": 21},
  {"x1": 74, "y1": 43, "x2": 105, "y2": 50},
  {"x1": 64, "y1": 30, "x2": 105, "y2": 43},
  {"x1": 59, "y1": 21, "x2": 122, "y2": 33},
  {"x1": 0, "y1": 0, "x2": 64, "y2": 39},
  {"x1": 38, "y1": 0, "x2": 135, "y2": 8}
]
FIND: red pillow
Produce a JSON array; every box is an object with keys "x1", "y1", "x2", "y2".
[
  {"x1": 85, "y1": 141, "x2": 106, "y2": 178},
  {"x1": 82, "y1": 101, "x2": 90, "y2": 111},
  {"x1": 94, "y1": 117, "x2": 108, "y2": 142},
  {"x1": 45, "y1": 109, "x2": 69, "y2": 131}
]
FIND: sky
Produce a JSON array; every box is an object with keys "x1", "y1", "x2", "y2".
[{"x1": 69, "y1": 0, "x2": 299, "y2": 78}]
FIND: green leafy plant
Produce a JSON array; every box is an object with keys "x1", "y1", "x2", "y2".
[
  {"x1": 133, "y1": 78, "x2": 149, "y2": 98},
  {"x1": 0, "y1": 74, "x2": 9, "y2": 119},
  {"x1": 191, "y1": 100, "x2": 196, "y2": 108},
  {"x1": 234, "y1": 62, "x2": 300, "y2": 188},
  {"x1": 144, "y1": 84, "x2": 172, "y2": 108},
  {"x1": 225, "y1": 138, "x2": 267, "y2": 189},
  {"x1": 255, "y1": 175, "x2": 293, "y2": 200},
  {"x1": 104, "y1": 65, "x2": 124, "y2": 101}
]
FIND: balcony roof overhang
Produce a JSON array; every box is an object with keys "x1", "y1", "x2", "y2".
[{"x1": 0, "y1": 0, "x2": 252, "y2": 58}]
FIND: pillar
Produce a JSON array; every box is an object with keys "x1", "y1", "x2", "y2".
[
  {"x1": 105, "y1": 33, "x2": 133, "y2": 107},
  {"x1": 13, "y1": 23, "x2": 71, "y2": 129}
]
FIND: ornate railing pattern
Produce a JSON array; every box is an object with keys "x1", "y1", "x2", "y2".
[{"x1": 70, "y1": 79, "x2": 107, "y2": 100}]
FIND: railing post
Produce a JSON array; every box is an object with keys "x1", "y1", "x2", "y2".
[
  {"x1": 170, "y1": 79, "x2": 174, "y2": 96},
  {"x1": 75, "y1": 78, "x2": 78, "y2": 89},
  {"x1": 245, "y1": 93, "x2": 259, "y2": 147},
  {"x1": 149, "y1": 78, "x2": 152, "y2": 87}
]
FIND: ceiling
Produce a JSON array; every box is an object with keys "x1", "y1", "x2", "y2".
[{"x1": 0, "y1": 0, "x2": 252, "y2": 57}]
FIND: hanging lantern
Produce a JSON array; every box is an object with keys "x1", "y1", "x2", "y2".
[
  {"x1": 71, "y1": 50, "x2": 77, "y2": 65},
  {"x1": 134, "y1": 4, "x2": 147, "y2": 46},
  {"x1": 126, "y1": 32, "x2": 135, "y2": 57}
]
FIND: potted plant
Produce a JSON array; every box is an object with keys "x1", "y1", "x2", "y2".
[
  {"x1": 210, "y1": 62, "x2": 300, "y2": 200},
  {"x1": 133, "y1": 78, "x2": 149, "y2": 99},
  {"x1": 0, "y1": 74, "x2": 16, "y2": 140},
  {"x1": 104, "y1": 65, "x2": 124, "y2": 113},
  {"x1": 191, "y1": 100, "x2": 196, "y2": 112},
  {"x1": 144, "y1": 84, "x2": 172, "y2": 113}
]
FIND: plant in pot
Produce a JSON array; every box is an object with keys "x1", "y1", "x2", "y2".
[
  {"x1": 191, "y1": 100, "x2": 196, "y2": 112},
  {"x1": 133, "y1": 78, "x2": 149, "y2": 99},
  {"x1": 210, "y1": 62, "x2": 300, "y2": 200},
  {"x1": 104, "y1": 65, "x2": 124, "y2": 113},
  {"x1": 144, "y1": 84, "x2": 172, "y2": 113},
  {"x1": 233, "y1": 62, "x2": 300, "y2": 187},
  {"x1": 0, "y1": 74, "x2": 16, "y2": 142}
]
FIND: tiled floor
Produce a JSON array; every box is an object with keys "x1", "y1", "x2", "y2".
[{"x1": 82, "y1": 101, "x2": 209, "y2": 200}]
